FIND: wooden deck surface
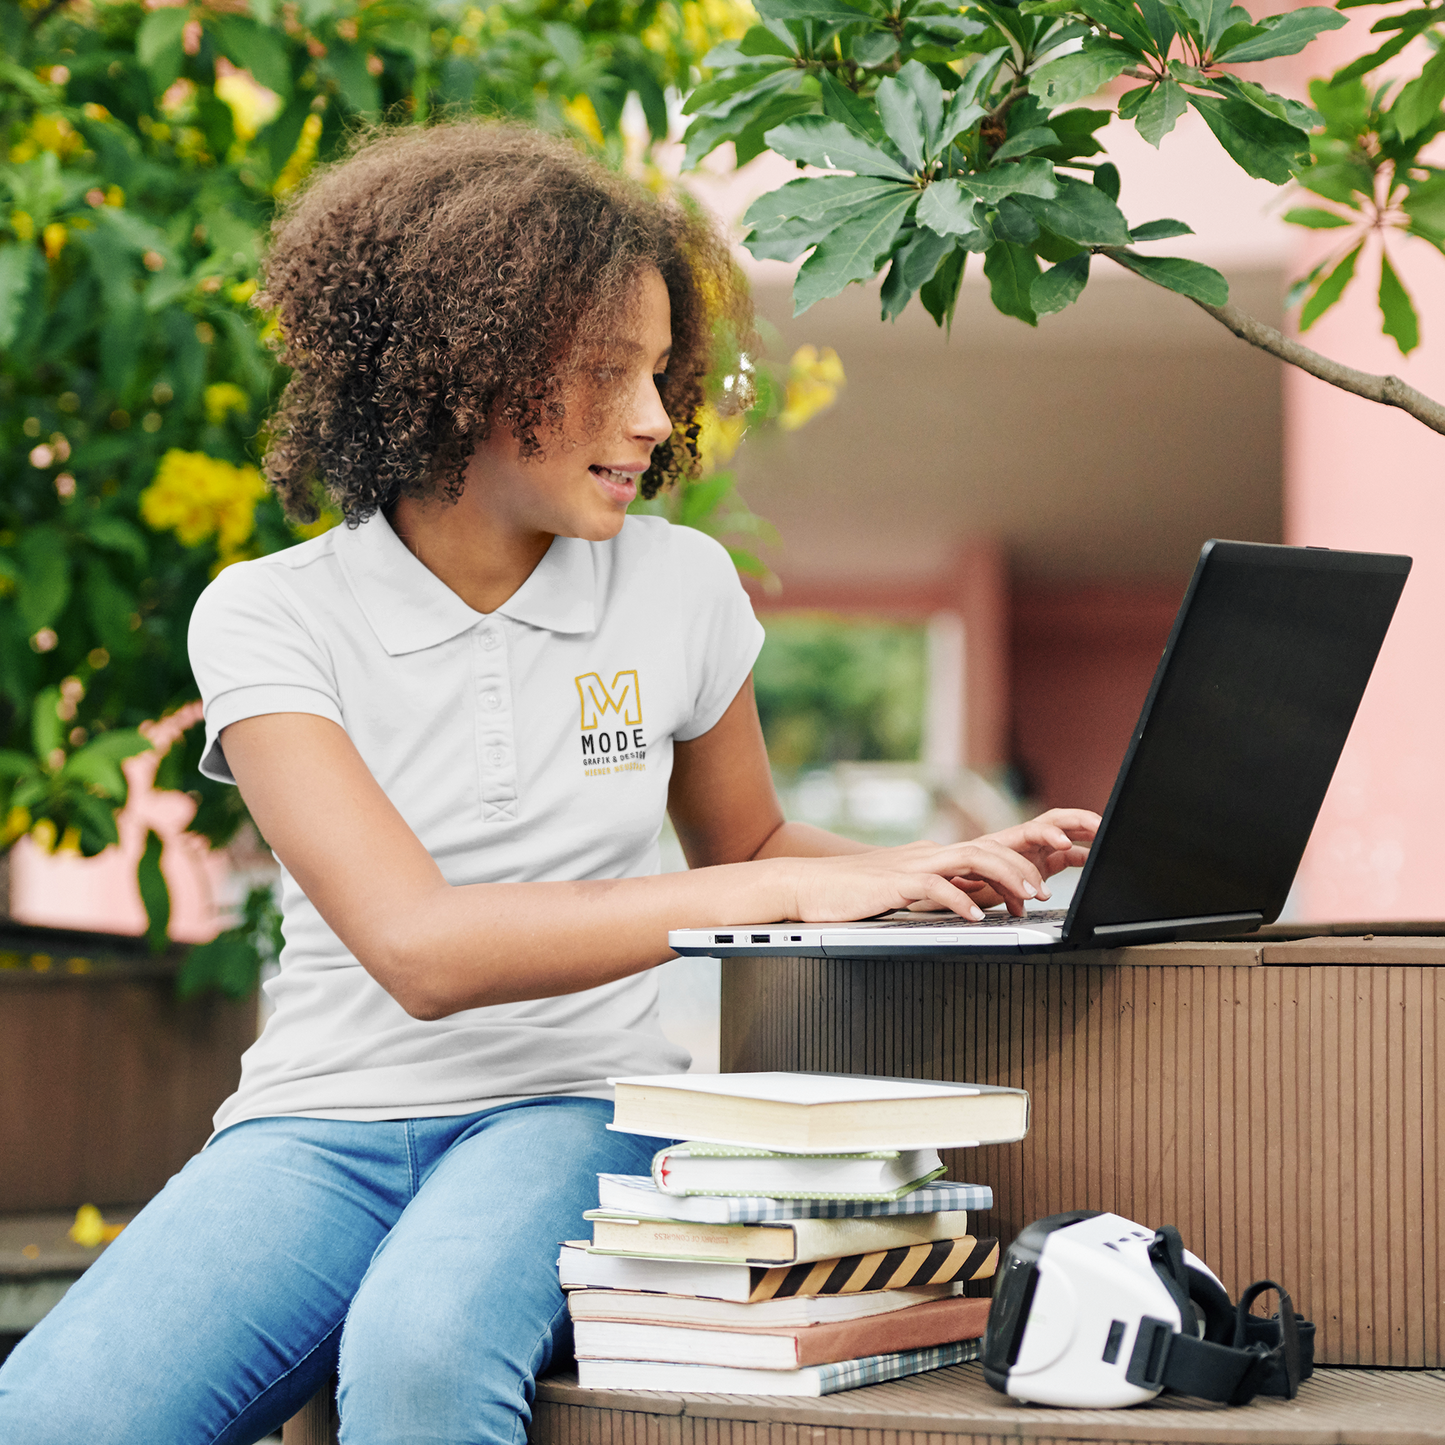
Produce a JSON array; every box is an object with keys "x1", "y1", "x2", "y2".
[{"x1": 531, "y1": 1363, "x2": 1445, "y2": 1445}]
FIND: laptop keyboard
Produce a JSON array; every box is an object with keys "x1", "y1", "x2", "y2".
[{"x1": 861, "y1": 909, "x2": 1068, "y2": 929}]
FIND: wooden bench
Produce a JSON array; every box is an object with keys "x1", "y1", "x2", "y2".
[{"x1": 281, "y1": 927, "x2": 1445, "y2": 1441}]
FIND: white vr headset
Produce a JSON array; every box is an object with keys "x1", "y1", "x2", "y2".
[{"x1": 981, "y1": 1210, "x2": 1312, "y2": 1409}]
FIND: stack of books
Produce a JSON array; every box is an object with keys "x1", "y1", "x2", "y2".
[{"x1": 559, "y1": 1071, "x2": 1029, "y2": 1396}]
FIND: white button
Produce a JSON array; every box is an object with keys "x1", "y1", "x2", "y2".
[
  {"x1": 487, "y1": 748, "x2": 506, "y2": 765},
  {"x1": 481, "y1": 632, "x2": 500, "y2": 651},
  {"x1": 482, "y1": 694, "x2": 501, "y2": 711}
]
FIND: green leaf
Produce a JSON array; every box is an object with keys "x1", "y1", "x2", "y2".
[
  {"x1": 939, "y1": 87, "x2": 987, "y2": 148},
  {"x1": 992, "y1": 196, "x2": 1041, "y2": 243},
  {"x1": 745, "y1": 175, "x2": 909, "y2": 227},
  {"x1": 1212, "y1": 5, "x2": 1346, "y2": 62},
  {"x1": 1330, "y1": 30, "x2": 1412, "y2": 85},
  {"x1": 881, "y1": 228, "x2": 946, "y2": 320},
  {"x1": 1136, "y1": 77, "x2": 1188, "y2": 146},
  {"x1": 1076, "y1": 0, "x2": 1157, "y2": 50},
  {"x1": 77, "y1": 729, "x2": 153, "y2": 763},
  {"x1": 725, "y1": 546, "x2": 770, "y2": 579},
  {"x1": 210, "y1": 15, "x2": 293, "y2": 95},
  {"x1": 138, "y1": 829, "x2": 171, "y2": 955},
  {"x1": 68, "y1": 794, "x2": 120, "y2": 855},
  {"x1": 1105, "y1": 248, "x2": 1230, "y2": 304},
  {"x1": 991, "y1": 127, "x2": 1059, "y2": 161},
  {"x1": 1186, "y1": 93, "x2": 1308, "y2": 183},
  {"x1": 764, "y1": 115, "x2": 914, "y2": 179},
  {"x1": 679, "y1": 474, "x2": 737, "y2": 528},
  {"x1": 735, "y1": 95, "x2": 818, "y2": 167},
  {"x1": 322, "y1": 43, "x2": 382, "y2": 117},
  {"x1": 754, "y1": 0, "x2": 874, "y2": 20},
  {"x1": 876, "y1": 74, "x2": 928, "y2": 170},
  {"x1": 1403, "y1": 174, "x2": 1445, "y2": 239},
  {"x1": 919, "y1": 245, "x2": 967, "y2": 331},
  {"x1": 61, "y1": 745, "x2": 129, "y2": 802},
  {"x1": 0, "y1": 243, "x2": 34, "y2": 352},
  {"x1": 82, "y1": 516, "x2": 150, "y2": 569},
  {"x1": 32, "y1": 688, "x2": 63, "y2": 762},
  {"x1": 819, "y1": 70, "x2": 887, "y2": 140},
  {"x1": 1094, "y1": 162, "x2": 1121, "y2": 200},
  {"x1": 16, "y1": 526, "x2": 69, "y2": 634},
  {"x1": 1298, "y1": 242, "x2": 1362, "y2": 330},
  {"x1": 1136, "y1": 0, "x2": 1179, "y2": 54},
  {"x1": 1030, "y1": 41, "x2": 1138, "y2": 105},
  {"x1": 983, "y1": 240, "x2": 1041, "y2": 325},
  {"x1": 136, "y1": 7, "x2": 187, "y2": 92},
  {"x1": 1377, "y1": 251, "x2": 1419, "y2": 355},
  {"x1": 1130, "y1": 218, "x2": 1194, "y2": 240},
  {"x1": 684, "y1": 66, "x2": 793, "y2": 116},
  {"x1": 897, "y1": 60, "x2": 947, "y2": 152},
  {"x1": 1175, "y1": 0, "x2": 1234, "y2": 52},
  {"x1": 1032, "y1": 252, "x2": 1091, "y2": 314},
  {"x1": 916, "y1": 179, "x2": 988, "y2": 240},
  {"x1": 739, "y1": 23, "x2": 800, "y2": 57},
  {"x1": 177, "y1": 933, "x2": 262, "y2": 1001},
  {"x1": 1020, "y1": 175, "x2": 1132, "y2": 244},
  {"x1": 792, "y1": 191, "x2": 919, "y2": 313},
  {"x1": 1283, "y1": 207, "x2": 1354, "y2": 229},
  {"x1": 1391, "y1": 48, "x2": 1445, "y2": 142},
  {"x1": 964, "y1": 156, "x2": 1058, "y2": 202},
  {"x1": 83, "y1": 560, "x2": 137, "y2": 659},
  {"x1": 851, "y1": 30, "x2": 900, "y2": 65}
]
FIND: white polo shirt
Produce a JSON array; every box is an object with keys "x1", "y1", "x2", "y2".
[{"x1": 188, "y1": 511, "x2": 764, "y2": 1132}]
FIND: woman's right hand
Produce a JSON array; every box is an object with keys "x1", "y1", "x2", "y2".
[{"x1": 783, "y1": 838, "x2": 1049, "y2": 924}]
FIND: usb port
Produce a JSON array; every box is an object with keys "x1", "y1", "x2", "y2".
[
  {"x1": 751, "y1": 933, "x2": 770, "y2": 943},
  {"x1": 791, "y1": 935, "x2": 802, "y2": 942},
  {"x1": 713, "y1": 934, "x2": 734, "y2": 944}
]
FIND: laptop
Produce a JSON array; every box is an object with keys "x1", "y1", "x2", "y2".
[{"x1": 670, "y1": 540, "x2": 1411, "y2": 959}]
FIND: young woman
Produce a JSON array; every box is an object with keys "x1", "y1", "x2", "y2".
[{"x1": 0, "y1": 123, "x2": 1097, "y2": 1444}]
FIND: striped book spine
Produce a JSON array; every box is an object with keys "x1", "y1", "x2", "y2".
[{"x1": 748, "y1": 1235, "x2": 998, "y2": 1301}]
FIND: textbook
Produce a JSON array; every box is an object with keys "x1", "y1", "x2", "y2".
[
  {"x1": 572, "y1": 1294, "x2": 992, "y2": 1370},
  {"x1": 558, "y1": 1235, "x2": 999, "y2": 1302},
  {"x1": 650, "y1": 1144, "x2": 945, "y2": 1199},
  {"x1": 574, "y1": 1340, "x2": 981, "y2": 1395},
  {"x1": 564, "y1": 1283, "x2": 962, "y2": 1329},
  {"x1": 608, "y1": 1072, "x2": 1029, "y2": 1151},
  {"x1": 584, "y1": 1209, "x2": 973, "y2": 1266},
  {"x1": 597, "y1": 1174, "x2": 993, "y2": 1224}
]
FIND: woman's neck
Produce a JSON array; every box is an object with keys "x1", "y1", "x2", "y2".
[{"x1": 388, "y1": 494, "x2": 554, "y2": 616}]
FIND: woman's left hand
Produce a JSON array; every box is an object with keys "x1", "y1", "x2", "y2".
[{"x1": 910, "y1": 807, "x2": 1101, "y2": 915}]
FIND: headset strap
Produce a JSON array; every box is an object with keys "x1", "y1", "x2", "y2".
[{"x1": 1135, "y1": 1235, "x2": 1303, "y2": 1406}]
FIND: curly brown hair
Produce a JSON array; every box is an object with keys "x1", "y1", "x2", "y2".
[{"x1": 257, "y1": 121, "x2": 753, "y2": 523}]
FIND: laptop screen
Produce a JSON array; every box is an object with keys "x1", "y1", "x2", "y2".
[{"x1": 1064, "y1": 541, "x2": 1410, "y2": 946}]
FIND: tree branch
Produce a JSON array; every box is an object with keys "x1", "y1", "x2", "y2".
[
  {"x1": 1189, "y1": 296, "x2": 1445, "y2": 436},
  {"x1": 1104, "y1": 269, "x2": 1445, "y2": 436}
]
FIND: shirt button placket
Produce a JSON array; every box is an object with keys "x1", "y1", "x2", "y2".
[{"x1": 474, "y1": 623, "x2": 518, "y2": 823}]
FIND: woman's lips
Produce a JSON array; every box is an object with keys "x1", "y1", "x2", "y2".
[{"x1": 590, "y1": 464, "x2": 639, "y2": 503}]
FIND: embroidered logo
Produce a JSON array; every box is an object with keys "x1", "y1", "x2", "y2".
[{"x1": 575, "y1": 670, "x2": 646, "y2": 776}]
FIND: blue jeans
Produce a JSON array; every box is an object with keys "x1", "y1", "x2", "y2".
[{"x1": 0, "y1": 1095, "x2": 654, "y2": 1445}]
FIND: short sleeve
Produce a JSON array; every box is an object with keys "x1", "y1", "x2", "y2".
[
  {"x1": 188, "y1": 560, "x2": 344, "y2": 783},
  {"x1": 669, "y1": 526, "x2": 766, "y2": 742}
]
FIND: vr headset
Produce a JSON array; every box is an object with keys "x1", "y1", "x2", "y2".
[{"x1": 981, "y1": 1211, "x2": 1313, "y2": 1409}]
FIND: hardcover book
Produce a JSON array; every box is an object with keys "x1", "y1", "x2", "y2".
[
  {"x1": 650, "y1": 1143, "x2": 945, "y2": 1199},
  {"x1": 608, "y1": 1072, "x2": 1029, "y2": 1151}
]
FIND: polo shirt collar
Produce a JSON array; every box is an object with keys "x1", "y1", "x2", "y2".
[{"x1": 337, "y1": 512, "x2": 597, "y2": 656}]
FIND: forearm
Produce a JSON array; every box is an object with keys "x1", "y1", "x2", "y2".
[
  {"x1": 751, "y1": 820, "x2": 872, "y2": 860},
  {"x1": 376, "y1": 860, "x2": 800, "y2": 1018}
]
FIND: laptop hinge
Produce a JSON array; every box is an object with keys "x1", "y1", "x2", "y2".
[{"x1": 1088, "y1": 912, "x2": 1265, "y2": 946}]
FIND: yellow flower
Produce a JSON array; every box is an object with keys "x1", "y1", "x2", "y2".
[
  {"x1": 562, "y1": 94, "x2": 605, "y2": 147},
  {"x1": 214, "y1": 61, "x2": 283, "y2": 144},
  {"x1": 779, "y1": 344, "x2": 845, "y2": 431},
  {"x1": 293, "y1": 507, "x2": 342, "y2": 540},
  {"x1": 204, "y1": 382, "x2": 250, "y2": 426},
  {"x1": 229, "y1": 278, "x2": 257, "y2": 304},
  {"x1": 140, "y1": 449, "x2": 267, "y2": 560},
  {"x1": 105, "y1": 184, "x2": 124, "y2": 208},
  {"x1": 42, "y1": 222, "x2": 67, "y2": 262},
  {"x1": 11, "y1": 210, "x2": 35, "y2": 243},
  {"x1": 274, "y1": 113, "x2": 322, "y2": 196},
  {"x1": 29, "y1": 818, "x2": 57, "y2": 852},
  {"x1": 14, "y1": 114, "x2": 83, "y2": 163},
  {"x1": 0, "y1": 806, "x2": 31, "y2": 846},
  {"x1": 696, "y1": 404, "x2": 747, "y2": 471},
  {"x1": 69, "y1": 1204, "x2": 125, "y2": 1249}
]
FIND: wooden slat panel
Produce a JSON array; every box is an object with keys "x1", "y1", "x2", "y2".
[{"x1": 718, "y1": 955, "x2": 1445, "y2": 1367}]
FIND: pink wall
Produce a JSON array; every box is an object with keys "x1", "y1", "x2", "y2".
[
  {"x1": 1279, "y1": 19, "x2": 1445, "y2": 921},
  {"x1": 1011, "y1": 585, "x2": 1184, "y2": 814}
]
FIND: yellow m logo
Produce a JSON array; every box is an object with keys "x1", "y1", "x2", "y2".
[{"x1": 576, "y1": 670, "x2": 642, "y2": 730}]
